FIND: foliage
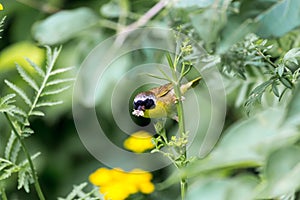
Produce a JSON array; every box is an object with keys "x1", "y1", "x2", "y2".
[
  {"x1": 0, "y1": 46, "x2": 72, "y2": 199},
  {"x1": 1, "y1": 0, "x2": 300, "y2": 199}
]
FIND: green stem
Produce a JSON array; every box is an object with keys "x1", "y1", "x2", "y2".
[
  {"x1": 4, "y1": 113, "x2": 45, "y2": 200},
  {"x1": 171, "y1": 64, "x2": 187, "y2": 200},
  {"x1": 255, "y1": 47, "x2": 277, "y2": 68},
  {"x1": 1, "y1": 188, "x2": 8, "y2": 200}
]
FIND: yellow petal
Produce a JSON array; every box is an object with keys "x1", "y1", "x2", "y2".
[{"x1": 0, "y1": 4, "x2": 3, "y2": 10}]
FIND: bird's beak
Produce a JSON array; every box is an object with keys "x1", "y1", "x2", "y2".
[{"x1": 137, "y1": 105, "x2": 145, "y2": 111}]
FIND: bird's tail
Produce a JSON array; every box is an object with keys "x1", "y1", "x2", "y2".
[{"x1": 180, "y1": 76, "x2": 202, "y2": 94}]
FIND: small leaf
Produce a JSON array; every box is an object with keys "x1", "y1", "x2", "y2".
[
  {"x1": 271, "y1": 82, "x2": 279, "y2": 97},
  {"x1": 29, "y1": 110, "x2": 45, "y2": 117},
  {"x1": 283, "y1": 48, "x2": 300, "y2": 64},
  {"x1": 36, "y1": 101, "x2": 63, "y2": 108},
  {"x1": 0, "y1": 94, "x2": 16, "y2": 105},
  {"x1": 41, "y1": 85, "x2": 71, "y2": 96},
  {"x1": 277, "y1": 64, "x2": 285, "y2": 77},
  {"x1": 26, "y1": 58, "x2": 45, "y2": 77},
  {"x1": 11, "y1": 106, "x2": 27, "y2": 117},
  {"x1": 46, "y1": 78, "x2": 74, "y2": 87},
  {"x1": 5, "y1": 80, "x2": 32, "y2": 106},
  {"x1": 285, "y1": 82, "x2": 300, "y2": 123},
  {"x1": 4, "y1": 132, "x2": 17, "y2": 160},
  {"x1": 22, "y1": 127, "x2": 34, "y2": 135},
  {"x1": 49, "y1": 66, "x2": 74, "y2": 76},
  {"x1": 166, "y1": 53, "x2": 174, "y2": 69},
  {"x1": 16, "y1": 63, "x2": 39, "y2": 91},
  {"x1": 279, "y1": 76, "x2": 293, "y2": 89}
]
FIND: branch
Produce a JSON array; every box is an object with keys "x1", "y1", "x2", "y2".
[{"x1": 114, "y1": 0, "x2": 172, "y2": 46}]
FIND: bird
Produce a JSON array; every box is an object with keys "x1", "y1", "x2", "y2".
[{"x1": 132, "y1": 76, "x2": 201, "y2": 120}]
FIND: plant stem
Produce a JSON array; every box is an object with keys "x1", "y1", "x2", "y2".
[
  {"x1": 4, "y1": 113, "x2": 45, "y2": 200},
  {"x1": 1, "y1": 188, "x2": 8, "y2": 200},
  {"x1": 170, "y1": 60, "x2": 188, "y2": 200},
  {"x1": 173, "y1": 82, "x2": 188, "y2": 200}
]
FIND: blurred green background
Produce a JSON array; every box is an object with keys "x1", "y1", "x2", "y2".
[{"x1": 1, "y1": 0, "x2": 300, "y2": 199}]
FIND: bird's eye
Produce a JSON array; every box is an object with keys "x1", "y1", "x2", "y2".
[
  {"x1": 133, "y1": 100, "x2": 143, "y2": 110},
  {"x1": 133, "y1": 98, "x2": 156, "y2": 110},
  {"x1": 144, "y1": 98, "x2": 155, "y2": 109}
]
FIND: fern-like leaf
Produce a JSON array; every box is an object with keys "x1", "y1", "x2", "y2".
[
  {"x1": 0, "y1": 158, "x2": 20, "y2": 180},
  {"x1": 17, "y1": 152, "x2": 40, "y2": 192},
  {"x1": 26, "y1": 58, "x2": 45, "y2": 78},
  {"x1": 0, "y1": 94, "x2": 16, "y2": 114},
  {"x1": 5, "y1": 80, "x2": 32, "y2": 106},
  {"x1": 50, "y1": 66, "x2": 74, "y2": 76},
  {"x1": 45, "y1": 46, "x2": 62, "y2": 72},
  {"x1": 17, "y1": 152, "x2": 40, "y2": 193},
  {"x1": 36, "y1": 100, "x2": 63, "y2": 108},
  {"x1": 16, "y1": 63, "x2": 39, "y2": 91},
  {"x1": 10, "y1": 106, "x2": 27, "y2": 117},
  {"x1": 46, "y1": 78, "x2": 75, "y2": 87},
  {"x1": 41, "y1": 85, "x2": 71, "y2": 96},
  {"x1": 17, "y1": 167, "x2": 33, "y2": 193},
  {"x1": 58, "y1": 182, "x2": 102, "y2": 200},
  {"x1": 0, "y1": 16, "x2": 6, "y2": 39},
  {"x1": 4, "y1": 132, "x2": 21, "y2": 163},
  {"x1": 29, "y1": 110, "x2": 45, "y2": 117}
]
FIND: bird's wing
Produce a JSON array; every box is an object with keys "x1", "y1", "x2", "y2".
[{"x1": 150, "y1": 83, "x2": 173, "y2": 97}]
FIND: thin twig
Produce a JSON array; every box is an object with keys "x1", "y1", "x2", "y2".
[{"x1": 114, "y1": 0, "x2": 171, "y2": 46}]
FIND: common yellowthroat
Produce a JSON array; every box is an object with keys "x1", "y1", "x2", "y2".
[{"x1": 132, "y1": 77, "x2": 201, "y2": 120}]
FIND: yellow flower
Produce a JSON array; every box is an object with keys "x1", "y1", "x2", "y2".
[
  {"x1": 0, "y1": 4, "x2": 3, "y2": 10},
  {"x1": 89, "y1": 167, "x2": 155, "y2": 200},
  {"x1": 123, "y1": 130, "x2": 155, "y2": 153}
]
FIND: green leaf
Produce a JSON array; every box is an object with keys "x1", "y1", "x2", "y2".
[
  {"x1": 256, "y1": 146, "x2": 300, "y2": 198},
  {"x1": 0, "y1": 94, "x2": 16, "y2": 105},
  {"x1": 277, "y1": 64, "x2": 285, "y2": 77},
  {"x1": 217, "y1": 0, "x2": 300, "y2": 53},
  {"x1": 271, "y1": 82, "x2": 279, "y2": 97},
  {"x1": 4, "y1": 132, "x2": 21, "y2": 163},
  {"x1": 100, "y1": 1, "x2": 122, "y2": 18},
  {"x1": 0, "y1": 42, "x2": 45, "y2": 72},
  {"x1": 41, "y1": 85, "x2": 71, "y2": 96},
  {"x1": 32, "y1": 8, "x2": 98, "y2": 45},
  {"x1": 0, "y1": 158, "x2": 20, "y2": 180},
  {"x1": 279, "y1": 76, "x2": 293, "y2": 89},
  {"x1": 26, "y1": 58, "x2": 45, "y2": 78},
  {"x1": 49, "y1": 66, "x2": 74, "y2": 76},
  {"x1": 36, "y1": 101, "x2": 63, "y2": 108},
  {"x1": 45, "y1": 78, "x2": 74, "y2": 87},
  {"x1": 16, "y1": 63, "x2": 39, "y2": 91},
  {"x1": 256, "y1": 0, "x2": 300, "y2": 38},
  {"x1": 17, "y1": 167, "x2": 33, "y2": 193},
  {"x1": 191, "y1": 8, "x2": 226, "y2": 47},
  {"x1": 0, "y1": 94, "x2": 16, "y2": 113},
  {"x1": 217, "y1": 18, "x2": 257, "y2": 54},
  {"x1": 187, "y1": 175, "x2": 259, "y2": 200},
  {"x1": 5, "y1": 80, "x2": 32, "y2": 107},
  {"x1": 285, "y1": 82, "x2": 300, "y2": 124},
  {"x1": 29, "y1": 110, "x2": 45, "y2": 117},
  {"x1": 183, "y1": 108, "x2": 299, "y2": 177},
  {"x1": 10, "y1": 106, "x2": 27, "y2": 117}
]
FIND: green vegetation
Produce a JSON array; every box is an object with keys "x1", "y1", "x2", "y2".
[{"x1": 0, "y1": 0, "x2": 300, "y2": 199}]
